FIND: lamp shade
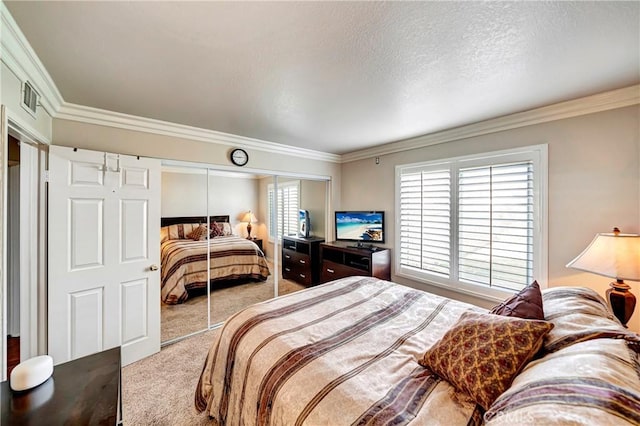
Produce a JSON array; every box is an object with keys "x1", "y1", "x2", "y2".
[
  {"x1": 242, "y1": 211, "x2": 258, "y2": 223},
  {"x1": 566, "y1": 230, "x2": 640, "y2": 281}
]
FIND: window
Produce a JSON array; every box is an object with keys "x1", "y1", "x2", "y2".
[
  {"x1": 268, "y1": 181, "x2": 300, "y2": 240},
  {"x1": 396, "y1": 145, "x2": 547, "y2": 299}
]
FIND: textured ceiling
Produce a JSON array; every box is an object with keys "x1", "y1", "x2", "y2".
[{"x1": 5, "y1": 1, "x2": 640, "y2": 155}]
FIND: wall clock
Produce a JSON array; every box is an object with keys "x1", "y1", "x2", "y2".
[{"x1": 230, "y1": 148, "x2": 249, "y2": 167}]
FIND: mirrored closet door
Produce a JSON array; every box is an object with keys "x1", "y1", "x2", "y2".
[
  {"x1": 207, "y1": 169, "x2": 274, "y2": 326},
  {"x1": 160, "y1": 163, "x2": 210, "y2": 343},
  {"x1": 160, "y1": 161, "x2": 329, "y2": 345}
]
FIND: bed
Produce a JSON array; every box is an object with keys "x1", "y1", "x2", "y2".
[
  {"x1": 195, "y1": 276, "x2": 640, "y2": 425},
  {"x1": 161, "y1": 216, "x2": 270, "y2": 305}
]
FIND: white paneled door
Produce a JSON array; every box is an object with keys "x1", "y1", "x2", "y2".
[{"x1": 48, "y1": 146, "x2": 161, "y2": 366}]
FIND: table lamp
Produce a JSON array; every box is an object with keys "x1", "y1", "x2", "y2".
[
  {"x1": 566, "y1": 227, "x2": 640, "y2": 327},
  {"x1": 242, "y1": 211, "x2": 258, "y2": 239}
]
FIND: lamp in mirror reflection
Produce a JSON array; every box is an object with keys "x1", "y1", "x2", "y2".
[
  {"x1": 242, "y1": 211, "x2": 258, "y2": 239},
  {"x1": 566, "y1": 227, "x2": 640, "y2": 327}
]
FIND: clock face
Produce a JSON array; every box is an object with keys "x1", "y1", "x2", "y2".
[{"x1": 230, "y1": 148, "x2": 249, "y2": 166}]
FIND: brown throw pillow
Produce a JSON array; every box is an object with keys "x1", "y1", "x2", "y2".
[
  {"x1": 418, "y1": 311, "x2": 553, "y2": 410},
  {"x1": 209, "y1": 222, "x2": 224, "y2": 238},
  {"x1": 187, "y1": 224, "x2": 207, "y2": 241},
  {"x1": 490, "y1": 280, "x2": 544, "y2": 320}
]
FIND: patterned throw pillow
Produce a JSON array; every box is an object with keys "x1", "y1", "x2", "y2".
[
  {"x1": 418, "y1": 311, "x2": 554, "y2": 410},
  {"x1": 210, "y1": 222, "x2": 224, "y2": 238},
  {"x1": 187, "y1": 224, "x2": 207, "y2": 241},
  {"x1": 490, "y1": 280, "x2": 545, "y2": 320}
]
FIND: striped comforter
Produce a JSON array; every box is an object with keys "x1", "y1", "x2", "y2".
[
  {"x1": 486, "y1": 286, "x2": 640, "y2": 425},
  {"x1": 195, "y1": 279, "x2": 640, "y2": 425},
  {"x1": 161, "y1": 236, "x2": 269, "y2": 304},
  {"x1": 195, "y1": 276, "x2": 484, "y2": 425}
]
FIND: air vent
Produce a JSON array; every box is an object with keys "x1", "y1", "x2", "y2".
[{"x1": 22, "y1": 81, "x2": 39, "y2": 115}]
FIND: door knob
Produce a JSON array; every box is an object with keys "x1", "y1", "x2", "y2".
[{"x1": 150, "y1": 264, "x2": 159, "y2": 271}]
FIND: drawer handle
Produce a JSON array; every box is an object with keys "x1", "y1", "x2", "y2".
[
  {"x1": 300, "y1": 274, "x2": 306, "y2": 278},
  {"x1": 285, "y1": 255, "x2": 291, "y2": 259},
  {"x1": 327, "y1": 268, "x2": 335, "y2": 273},
  {"x1": 299, "y1": 259, "x2": 306, "y2": 264},
  {"x1": 287, "y1": 245, "x2": 296, "y2": 250},
  {"x1": 285, "y1": 267, "x2": 291, "y2": 272}
]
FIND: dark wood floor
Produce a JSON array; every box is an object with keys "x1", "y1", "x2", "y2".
[{"x1": 7, "y1": 337, "x2": 20, "y2": 376}]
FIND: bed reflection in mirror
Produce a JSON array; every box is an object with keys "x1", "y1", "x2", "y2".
[{"x1": 160, "y1": 163, "x2": 328, "y2": 344}]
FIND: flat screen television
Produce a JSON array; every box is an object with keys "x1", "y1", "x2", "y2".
[
  {"x1": 335, "y1": 211, "x2": 385, "y2": 243},
  {"x1": 299, "y1": 210, "x2": 310, "y2": 237}
]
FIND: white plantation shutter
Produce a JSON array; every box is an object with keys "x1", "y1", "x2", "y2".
[
  {"x1": 458, "y1": 162, "x2": 533, "y2": 290},
  {"x1": 399, "y1": 169, "x2": 451, "y2": 277},
  {"x1": 268, "y1": 188, "x2": 276, "y2": 239},
  {"x1": 281, "y1": 184, "x2": 299, "y2": 237},
  {"x1": 268, "y1": 181, "x2": 299, "y2": 239},
  {"x1": 396, "y1": 146, "x2": 545, "y2": 295}
]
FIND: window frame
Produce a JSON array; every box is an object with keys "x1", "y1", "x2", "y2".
[
  {"x1": 267, "y1": 180, "x2": 300, "y2": 242},
  {"x1": 394, "y1": 145, "x2": 548, "y2": 302}
]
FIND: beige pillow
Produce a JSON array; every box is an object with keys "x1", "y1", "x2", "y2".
[
  {"x1": 160, "y1": 226, "x2": 169, "y2": 244},
  {"x1": 166, "y1": 223, "x2": 201, "y2": 240},
  {"x1": 418, "y1": 311, "x2": 553, "y2": 410},
  {"x1": 221, "y1": 221, "x2": 233, "y2": 236},
  {"x1": 541, "y1": 286, "x2": 638, "y2": 353}
]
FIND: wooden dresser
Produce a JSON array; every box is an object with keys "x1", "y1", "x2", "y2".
[
  {"x1": 320, "y1": 242, "x2": 391, "y2": 283},
  {"x1": 1, "y1": 347, "x2": 121, "y2": 425},
  {"x1": 282, "y1": 236, "x2": 324, "y2": 286}
]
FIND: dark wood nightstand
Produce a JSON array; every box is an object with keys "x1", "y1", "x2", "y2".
[
  {"x1": 251, "y1": 238, "x2": 263, "y2": 252},
  {"x1": 1, "y1": 347, "x2": 121, "y2": 425}
]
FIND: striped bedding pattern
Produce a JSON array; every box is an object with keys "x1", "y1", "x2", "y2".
[
  {"x1": 541, "y1": 286, "x2": 640, "y2": 354},
  {"x1": 161, "y1": 235, "x2": 269, "y2": 304},
  {"x1": 195, "y1": 276, "x2": 483, "y2": 426},
  {"x1": 485, "y1": 286, "x2": 640, "y2": 425},
  {"x1": 485, "y1": 338, "x2": 640, "y2": 425}
]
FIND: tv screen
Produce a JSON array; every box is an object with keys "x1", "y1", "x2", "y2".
[
  {"x1": 299, "y1": 210, "x2": 310, "y2": 237},
  {"x1": 335, "y1": 211, "x2": 385, "y2": 243}
]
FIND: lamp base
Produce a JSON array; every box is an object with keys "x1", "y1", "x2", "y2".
[
  {"x1": 606, "y1": 280, "x2": 636, "y2": 328},
  {"x1": 246, "y1": 222, "x2": 252, "y2": 240}
]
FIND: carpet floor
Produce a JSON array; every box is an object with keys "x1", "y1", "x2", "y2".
[
  {"x1": 122, "y1": 329, "x2": 219, "y2": 425},
  {"x1": 161, "y1": 261, "x2": 304, "y2": 342},
  {"x1": 126, "y1": 264, "x2": 305, "y2": 425}
]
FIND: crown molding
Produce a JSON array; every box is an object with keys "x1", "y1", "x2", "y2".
[
  {"x1": 341, "y1": 85, "x2": 640, "y2": 163},
  {"x1": 2, "y1": 0, "x2": 637, "y2": 165},
  {"x1": 0, "y1": 2, "x2": 63, "y2": 116},
  {"x1": 57, "y1": 103, "x2": 341, "y2": 163}
]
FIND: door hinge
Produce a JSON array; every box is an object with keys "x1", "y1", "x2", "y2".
[{"x1": 43, "y1": 170, "x2": 49, "y2": 182}]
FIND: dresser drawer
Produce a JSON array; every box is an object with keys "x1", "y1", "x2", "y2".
[
  {"x1": 283, "y1": 250, "x2": 310, "y2": 268},
  {"x1": 281, "y1": 236, "x2": 324, "y2": 286},
  {"x1": 283, "y1": 262, "x2": 312, "y2": 285},
  {"x1": 320, "y1": 260, "x2": 365, "y2": 283}
]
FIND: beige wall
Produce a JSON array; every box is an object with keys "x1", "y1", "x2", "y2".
[
  {"x1": 341, "y1": 105, "x2": 640, "y2": 331},
  {"x1": 301, "y1": 179, "x2": 327, "y2": 239},
  {"x1": 161, "y1": 170, "x2": 260, "y2": 236}
]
